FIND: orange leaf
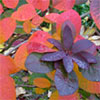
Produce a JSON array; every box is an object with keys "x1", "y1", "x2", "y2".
[
  {"x1": 34, "y1": 78, "x2": 51, "y2": 88},
  {"x1": 56, "y1": 9, "x2": 81, "y2": 40},
  {"x1": 32, "y1": 14, "x2": 43, "y2": 28},
  {"x1": 44, "y1": 13, "x2": 60, "y2": 23},
  {"x1": 90, "y1": 0, "x2": 100, "y2": 29},
  {"x1": 74, "y1": 63, "x2": 100, "y2": 94},
  {"x1": 26, "y1": 0, "x2": 50, "y2": 11},
  {"x1": 0, "y1": 54, "x2": 20, "y2": 76},
  {"x1": 50, "y1": 91, "x2": 59, "y2": 100},
  {"x1": 11, "y1": 4, "x2": 37, "y2": 21},
  {"x1": 35, "y1": 88, "x2": 46, "y2": 94},
  {"x1": 28, "y1": 31, "x2": 53, "y2": 47},
  {"x1": 0, "y1": 76, "x2": 16, "y2": 100},
  {"x1": 53, "y1": 0, "x2": 75, "y2": 11},
  {"x1": 2, "y1": 0, "x2": 19, "y2": 8},
  {"x1": 0, "y1": 17, "x2": 16, "y2": 44},
  {"x1": 14, "y1": 43, "x2": 28, "y2": 70},
  {"x1": 0, "y1": 4, "x2": 4, "y2": 15},
  {"x1": 23, "y1": 20, "x2": 32, "y2": 34}
]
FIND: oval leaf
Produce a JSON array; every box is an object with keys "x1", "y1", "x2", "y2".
[
  {"x1": 2, "y1": 0, "x2": 19, "y2": 8},
  {"x1": 25, "y1": 53, "x2": 51, "y2": 73},
  {"x1": 34, "y1": 78, "x2": 51, "y2": 88},
  {"x1": 0, "y1": 17, "x2": 16, "y2": 44},
  {"x1": 55, "y1": 69, "x2": 78, "y2": 96}
]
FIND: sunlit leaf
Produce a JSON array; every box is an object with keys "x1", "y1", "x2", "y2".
[
  {"x1": 2, "y1": 0, "x2": 19, "y2": 8},
  {"x1": 34, "y1": 78, "x2": 51, "y2": 88},
  {"x1": 25, "y1": 53, "x2": 51, "y2": 73},
  {"x1": 35, "y1": 88, "x2": 46, "y2": 94},
  {"x1": 0, "y1": 4, "x2": 4, "y2": 15},
  {"x1": 90, "y1": 0, "x2": 100, "y2": 29},
  {"x1": 53, "y1": 0, "x2": 75, "y2": 11},
  {"x1": 0, "y1": 76, "x2": 16, "y2": 100},
  {"x1": 55, "y1": 69, "x2": 78, "y2": 96},
  {"x1": 14, "y1": 43, "x2": 28, "y2": 70},
  {"x1": 26, "y1": 0, "x2": 49, "y2": 11},
  {"x1": 0, "y1": 17, "x2": 16, "y2": 44},
  {"x1": 11, "y1": 4, "x2": 37, "y2": 21},
  {"x1": 27, "y1": 42, "x2": 56, "y2": 54}
]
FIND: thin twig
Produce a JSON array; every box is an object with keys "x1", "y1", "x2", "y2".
[
  {"x1": 81, "y1": 11, "x2": 90, "y2": 18},
  {"x1": 16, "y1": 84, "x2": 36, "y2": 88}
]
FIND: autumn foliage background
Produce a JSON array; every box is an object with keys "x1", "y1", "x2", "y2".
[{"x1": 0, "y1": 0, "x2": 100, "y2": 100}]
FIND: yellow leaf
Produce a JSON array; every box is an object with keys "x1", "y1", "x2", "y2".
[
  {"x1": 49, "y1": 91, "x2": 59, "y2": 100},
  {"x1": 33, "y1": 78, "x2": 51, "y2": 88},
  {"x1": 35, "y1": 88, "x2": 46, "y2": 94}
]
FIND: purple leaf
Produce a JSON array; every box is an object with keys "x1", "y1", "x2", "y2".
[
  {"x1": 54, "y1": 61, "x2": 60, "y2": 69},
  {"x1": 48, "y1": 38, "x2": 63, "y2": 50},
  {"x1": 41, "y1": 51, "x2": 66, "y2": 61},
  {"x1": 25, "y1": 53, "x2": 51, "y2": 73},
  {"x1": 62, "y1": 21, "x2": 74, "y2": 50},
  {"x1": 79, "y1": 51, "x2": 97, "y2": 64},
  {"x1": 55, "y1": 69, "x2": 78, "y2": 96},
  {"x1": 72, "y1": 55, "x2": 89, "y2": 69},
  {"x1": 63, "y1": 55, "x2": 73, "y2": 73},
  {"x1": 72, "y1": 39, "x2": 94, "y2": 54},
  {"x1": 81, "y1": 54, "x2": 100, "y2": 81}
]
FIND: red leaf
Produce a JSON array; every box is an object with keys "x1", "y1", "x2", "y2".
[
  {"x1": 53, "y1": 0, "x2": 75, "y2": 11},
  {"x1": 90, "y1": 0, "x2": 100, "y2": 29},
  {"x1": 56, "y1": 9, "x2": 81, "y2": 39},
  {"x1": 32, "y1": 14, "x2": 43, "y2": 28},
  {"x1": 0, "y1": 54, "x2": 20, "y2": 76},
  {"x1": 0, "y1": 17, "x2": 16, "y2": 43},
  {"x1": 26, "y1": 0, "x2": 50, "y2": 11},
  {"x1": 2, "y1": 0, "x2": 19, "y2": 8},
  {"x1": 28, "y1": 31, "x2": 53, "y2": 47},
  {"x1": 11, "y1": 4, "x2": 37, "y2": 21},
  {"x1": 44, "y1": 13, "x2": 60, "y2": 23},
  {"x1": 0, "y1": 76, "x2": 16, "y2": 100},
  {"x1": 27, "y1": 42, "x2": 56, "y2": 54},
  {"x1": 0, "y1": 4, "x2": 3, "y2": 15}
]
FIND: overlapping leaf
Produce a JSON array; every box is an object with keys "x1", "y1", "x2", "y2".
[
  {"x1": 33, "y1": 78, "x2": 51, "y2": 88},
  {"x1": 26, "y1": 0, "x2": 49, "y2": 11},
  {"x1": 0, "y1": 54, "x2": 20, "y2": 76},
  {"x1": 11, "y1": 4, "x2": 37, "y2": 21},
  {"x1": 52, "y1": 0, "x2": 75, "y2": 11},
  {"x1": 2, "y1": 0, "x2": 19, "y2": 8},
  {"x1": 0, "y1": 76, "x2": 16, "y2": 100},
  {"x1": 90, "y1": 0, "x2": 100, "y2": 29},
  {"x1": 0, "y1": 17, "x2": 16, "y2": 44}
]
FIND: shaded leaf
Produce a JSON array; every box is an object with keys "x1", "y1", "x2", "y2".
[
  {"x1": 0, "y1": 4, "x2": 4, "y2": 15},
  {"x1": 0, "y1": 17, "x2": 16, "y2": 44},
  {"x1": 2, "y1": 0, "x2": 19, "y2": 8},
  {"x1": 62, "y1": 21, "x2": 74, "y2": 50},
  {"x1": 81, "y1": 54, "x2": 100, "y2": 81},
  {"x1": 27, "y1": 42, "x2": 56, "y2": 54},
  {"x1": 34, "y1": 78, "x2": 51, "y2": 88},
  {"x1": 90, "y1": 0, "x2": 100, "y2": 29},
  {"x1": 25, "y1": 53, "x2": 51, "y2": 73},
  {"x1": 55, "y1": 69, "x2": 78, "y2": 96},
  {"x1": 0, "y1": 54, "x2": 20, "y2": 76},
  {"x1": 26, "y1": 0, "x2": 49, "y2": 11},
  {"x1": 41, "y1": 51, "x2": 66, "y2": 61},
  {"x1": 63, "y1": 56, "x2": 73, "y2": 73},
  {"x1": 53, "y1": 0, "x2": 75, "y2": 11},
  {"x1": 11, "y1": 4, "x2": 37, "y2": 21},
  {"x1": 14, "y1": 43, "x2": 28, "y2": 70},
  {"x1": 0, "y1": 76, "x2": 16, "y2": 100},
  {"x1": 48, "y1": 38, "x2": 63, "y2": 50},
  {"x1": 75, "y1": 0, "x2": 87, "y2": 5},
  {"x1": 79, "y1": 51, "x2": 97, "y2": 63},
  {"x1": 72, "y1": 55, "x2": 89, "y2": 69},
  {"x1": 72, "y1": 39, "x2": 94, "y2": 54}
]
